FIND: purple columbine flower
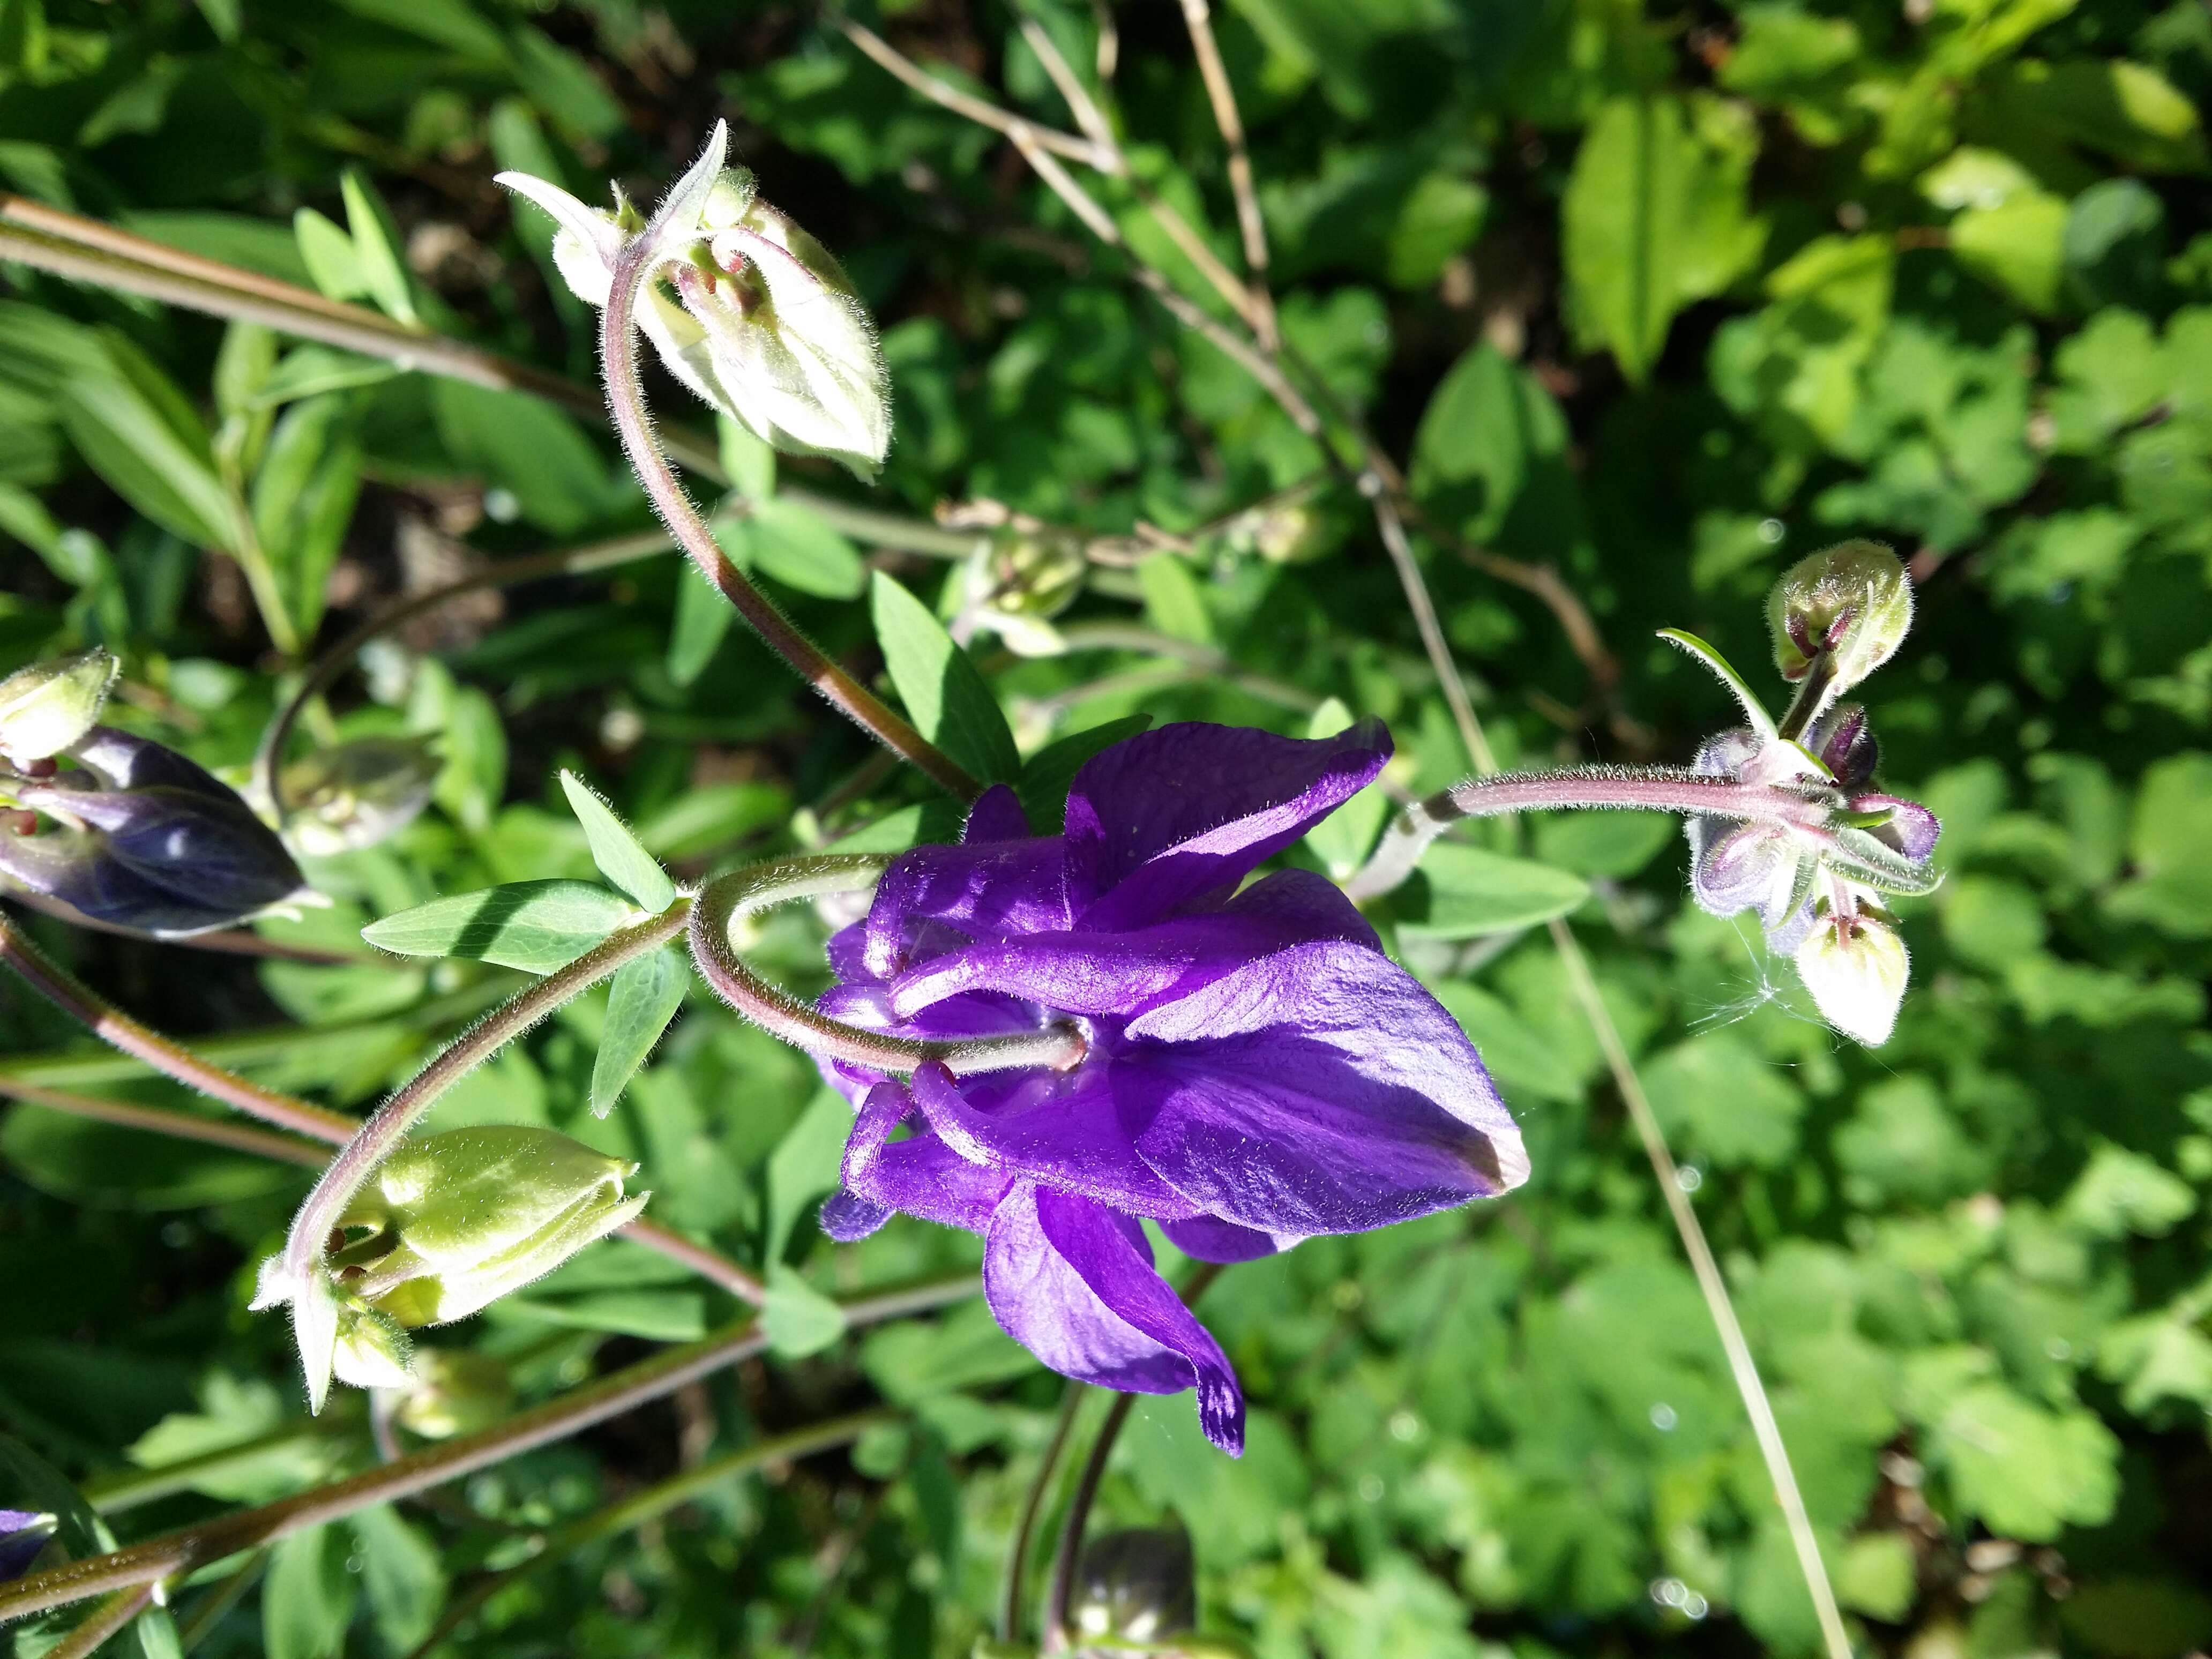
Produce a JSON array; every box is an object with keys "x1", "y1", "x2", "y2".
[
  {"x1": 811, "y1": 721, "x2": 1528, "y2": 1454},
  {"x1": 0, "y1": 1509, "x2": 55, "y2": 1581},
  {"x1": 1, "y1": 727, "x2": 305, "y2": 936}
]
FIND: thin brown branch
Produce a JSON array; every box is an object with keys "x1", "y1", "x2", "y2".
[
  {"x1": 0, "y1": 1081, "x2": 330, "y2": 1167},
  {"x1": 834, "y1": 17, "x2": 1114, "y2": 170},
  {"x1": 1175, "y1": 0, "x2": 1277, "y2": 349}
]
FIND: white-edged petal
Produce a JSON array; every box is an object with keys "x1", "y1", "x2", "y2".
[
  {"x1": 647, "y1": 118, "x2": 731, "y2": 246},
  {"x1": 495, "y1": 171, "x2": 623, "y2": 304}
]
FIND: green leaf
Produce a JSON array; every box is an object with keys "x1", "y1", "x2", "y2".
[
  {"x1": 340, "y1": 169, "x2": 417, "y2": 324},
  {"x1": 742, "y1": 498, "x2": 865, "y2": 600},
  {"x1": 634, "y1": 781, "x2": 793, "y2": 860},
  {"x1": 765, "y1": 1089, "x2": 852, "y2": 1265},
  {"x1": 264, "y1": 1523, "x2": 358, "y2": 1659},
  {"x1": 1533, "y1": 810, "x2": 1677, "y2": 878},
  {"x1": 351, "y1": 1505, "x2": 447, "y2": 1656},
  {"x1": 667, "y1": 562, "x2": 736, "y2": 687},
  {"x1": 1429, "y1": 979, "x2": 1587, "y2": 1104},
  {"x1": 496, "y1": 1288, "x2": 707, "y2": 1341},
  {"x1": 2104, "y1": 752, "x2": 2212, "y2": 937},
  {"x1": 870, "y1": 570, "x2": 1021, "y2": 784},
  {"x1": 0, "y1": 1102, "x2": 301, "y2": 1210},
  {"x1": 1641, "y1": 1033, "x2": 1807, "y2": 1169},
  {"x1": 590, "y1": 947, "x2": 689, "y2": 1117},
  {"x1": 1409, "y1": 342, "x2": 1581, "y2": 561},
  {"x1": 1562, "y1": 93, "x2": 1765, "y2": 383},
  {"x1": 254, "y1": 346, "x2": 397, "y2": 409},
  {"x1": 1137, "y1": 553, "x2": 1215, "y2": 646},
  {"x1": 58, "y1": 371, "x2": 233, "y2": 551},
  {"x1": 559, "y1": 772, "x2": 677, "y2": 912},
  {"x1": 1303, "y1": 699, "x2": 1389, "y2": 879},
  {"x1": 431, "y1": 380, "x2": 617, "y2": 536},
  {"x1": 1931, "y1": 1384, "x2": 2120, "y2": 1541},
  {"x1": 1398, "y1": 842, "x2": 1590, "y2": 939},
  {"x1": 363, "y1": 880, "x2": 634, "y2": 973},
  {"x1": 1951, "y1": 189, "x2": 2069, "y2": 314},
  {"x1": 2061, "y1": 1144, "x2": 2196, "y2": 1239},
  {"x1": 718, "y1": 414, "x2": 776, "y2": 499},
  {"x1": 326, "y1": 0, "x2": 509, "y2": 58},
  {"x1": 292, "y1": 207, "x2": 367, "y2": 302},
  {"x1": 763, "y1": 1266, "x2": 849, "y2": 1358},
  {"x1": 251, "y1": 393, "x2": 362, "y2": 641},
  {"x1": 508, "y1": 24, "x2": 625, "y2": 140}
]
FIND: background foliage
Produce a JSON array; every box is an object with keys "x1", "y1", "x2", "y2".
[{"x1": 2, "y1": 0, "x2": 2210, "y2": 1656}]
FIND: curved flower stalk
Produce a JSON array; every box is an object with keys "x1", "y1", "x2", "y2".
[
  {"x1": 690, "y1": 722, "x2": 1528, "y2": 1455},
  {"x1": 495, "y1": 122, "x2": 890, "y2": 479},
  {"x1": 1, "y1": 720, "x2": 308, "y2": 938},
  {"x1": 1350, "y1": 542, "x2": 1941, "y2": 1047}
]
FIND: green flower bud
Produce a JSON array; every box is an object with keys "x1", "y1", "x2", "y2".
[
  {"x1": 0, "y1": 649, "x2": 118, "y2": 764},
  {"x1": 332, "y1": 1295, "x2": 414, "y2": 1389},
  {"x1": 391, "y1": 1348, "x2": 514, "y2": 1438},
  {"x1": 279, "y1": 736, "x2": 440, "y2": 856},
  {"x1": 1767, "y1": 540, "x2": 1914, "y2": 691},
  {"x1": 1793, "y1": 907, "x2": 1910, "y2": 1047},
  {"x1": 1070, "y1": 1526, "x2": 1197, "y2": 1646},
  {"x1": 334, "y1": 1126, "x2": 648, "y2": 1326}
]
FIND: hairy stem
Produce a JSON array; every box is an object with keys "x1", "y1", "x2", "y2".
[
  {"x1": 407, "y1": 1410, "x2": 888, "y2": 1658},
  {"x1": 0, "y1": 1279, "x2": 975, "y2": 1626},
  {"x1": 1346, "y1": 768, "x2": 1833, "y2": 901},
  {"x1": 1001, "y1": 1382, "x2": 1085, "y2": 1643},
  {"x1": 599, "y1": 241, "x2": 981, "y2": 803},
  {"x1": 1042, "y1": 1391, "x2": 1134, "y2": 1651},
  {"x1": 0, "y1": 914, "x2": 363, "y2": 1143},
  {"x1": 276, "y1": 902, "x2": 694, "y2": 1307},
  {"x1": 42, "y1": 1585, "x2": 154, "y2": 1659},
  {"x1": 688, "y1": 856, "x2": 1087, "y2": 1075}
]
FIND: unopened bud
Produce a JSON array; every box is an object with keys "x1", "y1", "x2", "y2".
[
  {"x1": 332, "y1": 1297, "x2": 414, "y2": 1390},
  {"x1": 0, "y1": 649, "x2": 118, "y2": 764},
  {"x1": 332, "y1": 1126, "x2": 648, "y2": 1326},
  {"x1": 1795, "y1": 908, "x2": 1910, "y2": 1047},
  {"x1": 280, "y1": 736, "x2": 440, "y2": 856},
  {"x1": 2, "y1": 727, "x2": 305, "y2": 936},
  {"x1": 391, "y1": 1348, "x2": 514, "y2": 1439},
  {"x1": 0, "y1": 1511, "x2": 57, "y2": 1584},
  {"x1": 1228, "y1": 499, "x2": 1325, "y2": 565},
  {"x1": 1768, "y1": 540, "x2": 1913, "y2": 691},
  {"x1": 496, "y1": 124, "x2": 891, "y2": 479},
  {"x1": 1070, "y1": 1526, "x2": 1197, "y2": 1645}
]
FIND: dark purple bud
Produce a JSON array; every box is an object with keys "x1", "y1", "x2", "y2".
[
  {"x1": 4, "y1": 727, "x2": 304, "y2": 936},
  {"x1": 1071, "y1": 1526, "x2": 1197, "y2": 1645},
  {"x1": 1809, "y1": 705, "x2": 1878, "y2": 790},
  {"x1": 0, "y1": 1509, "x2": 55, "y2": 1581}
]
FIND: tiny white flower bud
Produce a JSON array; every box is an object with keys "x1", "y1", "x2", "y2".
[
  {"x1": 0, "y1": 649, "x2": 118, "y2": 764},
  {"x1": 1794, "y1": 907, "x2": 1910, "y2": 1047}
]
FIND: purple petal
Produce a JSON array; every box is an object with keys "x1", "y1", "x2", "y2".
[
  {"x1": 861, "y1": 837, "x2": 1070, "y2": 977},
  {"x1": 1688, "y1": 819, "x2": 1800, "y2": 924},
  {"x1": 842, "y1": 1078, "x2": 1007, "y2": 1235},
  {"x1": 887, "y1": 868, "x2": 1377, "y2": 1022},
  {"x1": 1162, "y1": 1215, "x2": 1284, "y2": 1264},
  {"x1": 984, "y1": 1183, "x2": 1244, "y2": 1454},
  {"x1": 1851, "y1": 793, "x2": 1940, "y2": 863},
  {"x1": 1119, "y1": 939, "x2": 1527, "y2": 1234},
  {"x1": 911, "y1": 1062, "x2": 1200, "y2": 1220},
  {"x1": 1063, "y1": 720, "x2": 1391, "y2": 929},
  {"x1": 963, "y1": 783, "x2": 1032, "y2": 844},
  {"x1": 820, "y1": 1189, "x2": 892, "y2": 1242}
]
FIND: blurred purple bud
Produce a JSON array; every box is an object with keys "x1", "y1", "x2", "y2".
[
  {"x1": 3, "y1": 727, "x2": 304, "y2": 936},
  {"x1": 0, "y1": 1509, "x2": 56, "y2": 1582},
  {"x1": 1809, "y1": 705, "x2": 1878, "y2": 789}
]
